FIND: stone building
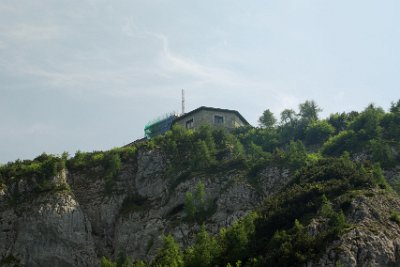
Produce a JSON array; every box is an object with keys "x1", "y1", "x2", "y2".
[
  {"x1": 173, "y1": 106, "x2": 249, "y2": 131},
  {"x1": 143, "y1": 106, "x2": 249, "y2": 139}
]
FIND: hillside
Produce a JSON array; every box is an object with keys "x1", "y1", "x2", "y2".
[{"x1": 1, "y1": 100, "x2": 400, "y2": 267}]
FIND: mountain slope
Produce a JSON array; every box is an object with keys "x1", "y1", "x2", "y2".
[{"x1": 1, "y1": 100, "x2": 400, "y2": 267}]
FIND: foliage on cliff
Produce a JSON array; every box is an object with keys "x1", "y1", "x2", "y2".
[
  {"x1": 2, "y1": 99, "x2": 400, "y2": 266},
  {"x1": 95, "y1": 99, "x2": 400, "y2": 266}
]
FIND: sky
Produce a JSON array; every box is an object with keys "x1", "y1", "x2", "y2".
[{"x1": 1, "y1": 0, "x2": 399, "y2": 163}]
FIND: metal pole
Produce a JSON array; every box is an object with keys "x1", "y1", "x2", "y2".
[{"x1": 182, "y1": 89, "x2": 185, "y2": 114}]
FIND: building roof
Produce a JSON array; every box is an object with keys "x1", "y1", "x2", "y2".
[{"x1": 173, "y1": 106, "x2": 250, "y2": 125}]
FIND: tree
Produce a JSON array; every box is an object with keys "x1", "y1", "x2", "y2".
[
  {"x1": 299, "y1": 100, "x2": 321, "y2": 123},
  {"x1": 185, "y1": 225, "x2": 220, "y2": 267},
  {"x1": 305, "y1": 120, "x2": 335, "y2": 145},
  {"x1": 349, "y1": 103, "x2": 384, "y2": 140},
  {"x1": 280, "y1": 109, "x2": 297, "y2": 125},
  {"x1": 152, "y1": 235, "x2": 184, "y2": 267},
  {"x1": 116, "y1": 252, "x2": 133, "y2": 267},
  {"x1": 193, "y1": 140, "x2": 214, "y2": 169},
  {"x1": 285, "y1": 140, "x2": 308, "y2": 170},
  {"x1": 101, "y1": 257, "x2": 116, "y2": 267},
  {"x1": 184, "y1": 191, "x2": 196, "y2": 222},
  {"x1": 133, "y1": 261, "x2": 147, "y2": 267},
  {"x1": 327, "y1": 113, "x2": 348, "y2": 133},
  {"x1": 258, "y1": 109, "x2": 277, "y2": 128},
  {"x1": 321, "y1": 130, "x2": 358, "y2": 156},
  {"x1": 390, "y1": 99, "x2": 400, "y2": 113},
  {"x1": 278, "y1": 109, "x2": 299, "y2": 143},
  {"x1": 219, "y1": 213, "x2": 257, "y2": 264},
  {"x1": 184, "y1": 182, "x2": 214, "y2": 224}
]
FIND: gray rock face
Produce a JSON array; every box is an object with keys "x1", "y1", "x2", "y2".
[
  {"x1": 308, "y1": 190, "x2": 400, "y2": 267},
  {"x1": 135, "y1": 149, "x2": 168, "y2": 200},
  {"x1": 0, "y1": 192, "x2": 97, "y2": 267},
  {"x1": 1, "y1": 149, "x2": 293, "y2": 265},
  {"x1": 3, "y1": 148, "x2": 400, "y2": 266}
]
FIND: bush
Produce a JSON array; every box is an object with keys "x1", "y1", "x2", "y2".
[
  {"x1": 369, "y1": 138, "x2": 396, "y2": 168},
  {"x1": 184, "y1": 182, "x2": 216, "y2": 224},
  {"x1": 322, "y1": 130, "x2": 358, "y2": 156},
  {"x1": 152, "y1": 235, "x2": 184, "y2": 267},
  {"x1": 349, "y1": 104, "x2": 384, "y2": 140},
  {"x1": 0, "y1": 153, "x2": 67, "y2": 197},
  {"x1": 305, "y1": 120, "x2": 335, "y2": 145},
  {"x1": 218, "y1": 213, "x2": 257, "y2": 264},
  {"x1": 284, "y1": 140, "x2": 308, "y2": 170},
  {"x1": 184, "y1": 225, "x2": 220, "y2": 267},
  {"x1": 381, "y1": 111, "x2": 400, "y2": 141},
  {"x1": 389, "y1": 211, "x2": 400, "y2": 225},
  {"x1": 266, "y1": 219, "x2": 316, "y2": 266},
  {"x1": 101, "y1": 257, "x2": 116, "y2": 267}
]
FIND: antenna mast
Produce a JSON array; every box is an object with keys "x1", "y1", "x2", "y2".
[{"x1": 181, "y1": 89, "x2": 185, "y2": 114}]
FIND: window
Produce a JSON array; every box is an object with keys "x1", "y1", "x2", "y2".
[
  {"x1": 214, "y1": 115, "x2": 224, "y2": 124},
  {"x1": 186, "y1": 118, "x2": 194, "y2": 129}
]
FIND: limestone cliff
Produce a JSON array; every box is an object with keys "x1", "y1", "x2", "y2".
[
  {"x1": 1, "y1": 147, "x2": 400, "y2": 267},
  {"x1": 0, "y1": 148, "x2": 291, "y2": 266}
]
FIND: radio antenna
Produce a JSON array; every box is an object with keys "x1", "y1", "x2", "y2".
[{"x1": 181, "y1": 89, "x2": 185, "y2": 114}]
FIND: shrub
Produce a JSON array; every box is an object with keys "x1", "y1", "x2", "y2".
[
  {"x1": 152, "y1": 235, "x2": 184, "y2": 267},
  {"x1": 184, "y1": 225, "x2": 220, "y2": 267},
  {"x1": 349, "y1": 104, "x2": 384, "y2": 140},
  {"x1": 218, "y1": 213, "x2": 257, "y2": 264},
  {"x1": 389, "y1": 211, "x2": 400, "y2": 225},
  {"x1": 284, "y1": 140, "x2": 308, "y2": 170},
  {"x1": 184, "y1": 182, "x2": 216, "y2": 224},
  {"x1": 369, "y1": 139, "x2": 396, "y2": 168},
  {"x1": 305, "y1": 120, "x2": 335, "y2": 145},
  {"x1": 101, "y1": 257, "x2": 116, "y2": 267},
  {"x1": 322, "y1": 130, "x2": 358, "y2": 156}
]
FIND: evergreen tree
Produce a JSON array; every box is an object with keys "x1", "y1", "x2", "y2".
[
  {"x1": 185, "y1": 225, "x2": 220, "y2": 267},
  {"x1": 299, "y1": 100, "x2": 322, "y2": 123},
  {"x1": 152, "y1": 235, "x2": 183, "y2": 267},
  {"x1": 258, "y1": 109, "x2": 277, "y2": 129}
]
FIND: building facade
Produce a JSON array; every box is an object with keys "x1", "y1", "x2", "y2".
[{"x1": 173, "y1": 106, "x2": 249, "y2": 131}]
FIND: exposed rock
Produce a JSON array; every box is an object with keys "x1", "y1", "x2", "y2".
[
  {"x1": 3, "y1": 147, "x2": 400, "y2": 267},
  {"x1": 309, "y1": 190, "x2": 400, "y2": 267},
  {"x1": 0, "y1": 149, "x2": 296, "y2": 265},
  {"x1": 0, "y1": 192, "x2": 97, "y2": 267}
]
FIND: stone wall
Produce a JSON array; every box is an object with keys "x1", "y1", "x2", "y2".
[{"x1": 174, "y1": 109, "x2": 246, "y2": 130}]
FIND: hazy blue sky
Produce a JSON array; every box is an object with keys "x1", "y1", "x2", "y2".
[{"x1": 1, "y1": 0, "x2": 399, "y2": 163}]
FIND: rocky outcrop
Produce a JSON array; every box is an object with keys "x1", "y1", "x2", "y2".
[
  {"x1": 309, "y1": 190, "x2": 400, "y2": 267},
  {"x1": 0, "y1": 192, "x2": 97, "y2": 267},
  {"x1": 0, "y1": 148, "x2": 294, "y2": 266},
  {"x1": 3, "y1": 147, "x2": 400, "y2": 266}
]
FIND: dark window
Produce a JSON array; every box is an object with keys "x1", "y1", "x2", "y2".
[
  {"x1": 214, "y1": 115, "x2": 224, "y2": 124},
  {"x1": 186, "y1": 118, "x2": 194, "y2": 129}
]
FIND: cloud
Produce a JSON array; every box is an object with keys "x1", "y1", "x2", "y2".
[{"x1": 119, "y1": 19, "x2": 251, "y2": 88}]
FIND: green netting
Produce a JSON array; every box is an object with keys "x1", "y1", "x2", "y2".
[{"x1": 144, "y1": 112, "x2": 178, "y2": 138}]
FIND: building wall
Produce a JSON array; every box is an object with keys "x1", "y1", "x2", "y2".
[{"x1": 174, "y1": 109, "x2": 246, "y2": 130}]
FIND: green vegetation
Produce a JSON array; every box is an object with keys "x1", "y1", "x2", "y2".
[
  {"x1": 0, "y1": 153, "x2": 68, "y2": 202},
  {"x1": 102, "y1": 155, "x2": 385, "y2": 266},
  {"x1": 258, "y1": 109, "x2": 276, "y2": 129},
  {"x1": 97, "y1": 99, "x2": 400, "y2": 266},
  {"x1": 0, "y1": 254, "x2": 20, "y2": 266},
  {"x1": 67, "y1": 146, "x2": 136, "y2": 193},
  {"x1": 3, "y1": 99, "x2": 400, "y2": 266},
  {"x1": 67, "y1": 146, "x2": 136, "y2": 172},
  {"x1": 0, "y1": 146, "x2": 137, "y2": 202},
  {"x1": 389, "y1": 211, "x2": 400, "y2": 225},
  {"x1": 152, "y1": 235, "x2": 184, "y2": 267},
  {"x1": 184, "y1": 182, "x2": 216, "y2": 224}
]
